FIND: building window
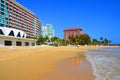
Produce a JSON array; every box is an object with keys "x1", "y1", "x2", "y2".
[
  {"x1": 22, "y1": 34, "x2": 25, "y2": 38},
  {"x1": 71, "y1": 31, "x2": 74, "y2": 35},
  {"x1": 1, "y1": 8, "x2": 4, "y2": 11},
  {"x1": 17, "y1": 32, "x2": 21, "y2": 37},
  {"x1": 1, "y1": 0, "x2": 4, "y2": 3},
  {"x1": 0, "y1": 29, "x2": 4, "y2": 35},
  {"x1": 32, "y1": 43, "x2": 35, "y2": 46},
  {"x1": 8, "y1": 30, "x2": 14, "y2": 36},
  {"x1": 77, "y1": 30, "x2": 80, "y2": 35},
  {"x1": 1, "y1": 12, "x2": 4, "y2": 15},
  {"x1": 25, "y1": 42, "x2": 29, "y2": 46},
  {"x1": 0, "y1": 23, "x2": 4, "y2": 27},
  {"x1": 6, "y1": 3, "x2": 8, "y2": 6},
  {"x1": 1, "y1": 4, "x2": 4, "y2": 7},
  {"x1": 16, "y1": 41, "x2": 22, "y2": 46},
  {"x1": 5, "y1": 40, "x2": 12, "y2": 46}
]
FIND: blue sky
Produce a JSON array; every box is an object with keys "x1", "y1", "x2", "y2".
[{"x1": 17, "y1": 0, "x2": 120, "y2": 43}]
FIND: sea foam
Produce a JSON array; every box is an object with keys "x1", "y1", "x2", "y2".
[{"x1": 85, "y1": 50, "x2": 120, "y2": 80}]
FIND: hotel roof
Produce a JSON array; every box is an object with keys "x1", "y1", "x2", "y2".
[{"x1": 64, "y1": 28, "x2": 83, "y2": 31}]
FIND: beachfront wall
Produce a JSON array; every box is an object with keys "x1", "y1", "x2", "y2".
[{"x1": 0, "y1": 36, "x2": 36, "y2": 46}]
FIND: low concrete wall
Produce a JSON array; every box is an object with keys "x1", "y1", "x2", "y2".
[{"x1": 0, "y1": 38, "x2": 36, "y2": 46}]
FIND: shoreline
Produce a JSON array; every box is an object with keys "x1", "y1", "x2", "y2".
[{"x1": 0, "y1": 46, "x2": 119, "y2": 80}]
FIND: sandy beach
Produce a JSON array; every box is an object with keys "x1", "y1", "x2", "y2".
[{"x1": 0, "y1": 46, "x2": 116, "y2": 80}]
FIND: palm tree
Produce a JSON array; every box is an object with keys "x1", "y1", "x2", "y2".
[
  {"x1": 37, "y1": 36, "x2": 45, "y2": 45},
  {"x1": 51, "y1": 37, "x2": 59, "y2": 46},
  {"x1": 69, "y1": 35, "x2": 75, "y2": 45},
  {"x1": 62, "y1": 39, "x2": 69, "y2": 46},
  {"x1": 104, "y1": 38, "x2": 109, "y2": 45},
  {"x1": 100, "y1": 37, "x2": 104, "y2": 45},
  {"x1": 83, "y1": 34, "x2": 91, "y2": 45},
  {"x1": 78, "y1": 35, "x2": 84, "y2": 45},
  {"x1": 56, "y1": 38, "x2": 61, "y2": 46},
  {"x1": 92, "y1": 38, "x2": 99, "y2": 45},
  {"x1": 45, "y1": 36, "x2": 49, "y2": 41},
  {"x1": 51, "y1": 37, "x2": 54, "y2": 45},
  {"x1": 68, "y1": 34, "x2": 91, "y2": 45},
  {"x1": 45, "y1": 36, "x2": 49, "y2": 44},
  {"x1": 100, "y1": 37, "x2": 103, "y2": 41},
  {"x1": 74, "y1": 35, "x2": 79, "y2": 45},
  {"x1": 108, "y1": 40, "x2": 112, "y2": 44}
]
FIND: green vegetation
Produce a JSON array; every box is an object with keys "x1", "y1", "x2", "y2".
[
  {"x1": 26, "y1": 36, "x2": 37, "y2": 39},
  {"x1": 27, "y1": 35, "x2": 111, "y2": 46},
  {"x1": 69, "y1": 34, "x2": 91, "y2": 45},
  {"x1": 91, "y1": 37, "x2": 112, "y2": 46}
]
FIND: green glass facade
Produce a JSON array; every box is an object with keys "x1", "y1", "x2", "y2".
[
  {"x1": 46, "y1": 24, "x2": 54, "y2": 38},
  {"x1": 41, "y1": 24, "x2": 54, "y2": 38},
  {"x1": 0, "y1": 0, "x2": 8, "y2": 27}
]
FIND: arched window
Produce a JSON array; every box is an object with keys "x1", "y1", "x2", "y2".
[
  {"x1": 8, "y1": 30, "x2": 14, "y2": 36},
  {"x1": 0, "y1": 29, "x2": 4, "y2": 35},
  {"x1": 22, "y1": 34, "x2": 25, "y2": 38},
  {"x1": 17, "y1": 32, "x2": 21, "y2": 37}
]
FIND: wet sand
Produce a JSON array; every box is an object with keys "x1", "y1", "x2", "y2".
[
  {"x1": 46, "y1": 54, "x2": 95, "y2": 80},
  {"x1": 0, "y1": 46, "x2": 114, "y2": 80}
]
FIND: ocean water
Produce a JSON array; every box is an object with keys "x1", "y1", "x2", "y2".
[{"x1": 85, "y1": 48, "x2": 120, "y2": 80}]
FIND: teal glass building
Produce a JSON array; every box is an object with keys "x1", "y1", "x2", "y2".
[{"x1": 41, "y1": 24, "x2": 55, "y2": 39}]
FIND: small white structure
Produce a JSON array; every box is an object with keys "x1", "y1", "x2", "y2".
[{"x1": 0, "y1": 27, "x2": 36, "y2": 46}]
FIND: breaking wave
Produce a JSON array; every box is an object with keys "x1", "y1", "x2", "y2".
[{"x1": 85, "y1": 48, "x2": 120, "y2": 80}]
